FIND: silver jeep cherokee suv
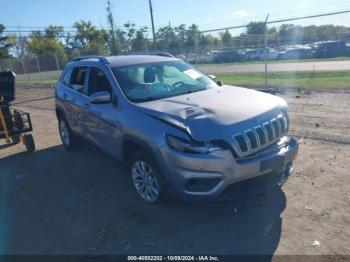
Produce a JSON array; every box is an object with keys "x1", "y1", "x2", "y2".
[{"x1": 55, "y1": 55, "x2": 298, "y2": 203}]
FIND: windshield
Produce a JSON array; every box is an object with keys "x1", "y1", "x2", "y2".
[{"x1": 112, "y1": 61, "x2": 218, "y2": 103}]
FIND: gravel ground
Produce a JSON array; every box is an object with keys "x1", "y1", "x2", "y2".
[{"x1": 0, "y1": 85, "x2": 349, "y2": 256}]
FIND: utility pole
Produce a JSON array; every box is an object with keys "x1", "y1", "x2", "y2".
[
  {"x1": 264, "y1": 14, "x2": 269, "y2": 88},
  {"x1": 148, "y1": 0, "x2": 157, "y2": 51},
  {"x1": 145, "y1": 33, "x2": 149, "y2": 53}
]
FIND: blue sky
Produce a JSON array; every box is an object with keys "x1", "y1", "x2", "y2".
[{"x1": 2, "y1": 0, "x2": 350, "y2": 35}]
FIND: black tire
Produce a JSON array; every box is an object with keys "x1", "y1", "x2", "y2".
[
  {"x1": 129, "y1": 150, "x2": 167, "y2": 203},
  {"x1": 12, "y1": 135, "x2": 21, "y2": 144},
  {"x1": 58, "y1": 115, "x2": 81, "y2": 151},
  {"x1": 14, "y1": 110, "x2": 24, "y2": 131},
  {"x1": 24, "y1": 134, "x2": 35, "y2": 152}
]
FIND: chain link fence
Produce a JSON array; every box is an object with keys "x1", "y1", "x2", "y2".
[
  {"x1": 1, "y1": 33, "x2": 350, "y2": 87},
  {"x1": 0, "y1": 52, "x2": 64, "y2": 82}
]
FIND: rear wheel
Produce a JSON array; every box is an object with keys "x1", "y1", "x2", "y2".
[
  {"x1": 129, "y1": 151, "x2": 166, "y2": 203},
  {"x1": 58, "y1": 115, "x2": 80, "y2": 151}
]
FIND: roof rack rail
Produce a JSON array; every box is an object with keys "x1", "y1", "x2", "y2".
[
  {"x1": 126, "y1": 51, "x2": 175, "y2": 58},
  {"x1": 152, "y1": 52, "x2": 175, "y2": 58},
  {"x1": 73, "y1": 56, "x2": 110, "y2": 64}
]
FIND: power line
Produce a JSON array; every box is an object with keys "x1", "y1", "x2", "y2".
[
  {"x1": 4, "y1": 9, "x2": 350, "y2": 35},
  {"x1": 4, "y1": 9, "x2": 350, "y2": 40},
  {"x1": 3, "y1": 25, "x2": 165, "y2": 30},
  {"x1": 193, "y1": 2, "x2": 350, "y2": 28},
  {"x1": 200, "y1": 9, "x2": 350, "y2": 33}
]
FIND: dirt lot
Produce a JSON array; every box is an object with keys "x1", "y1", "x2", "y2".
[{"x1": 0, "y1": 84, "x2": 349, "y2": 256}]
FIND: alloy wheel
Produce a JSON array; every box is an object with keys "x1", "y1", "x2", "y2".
[
  {"x1": 131, "y1": 160, "x2": 160, "y2": 202},
  {"x1": 59, "y1": 120, "x2": 70, "y2": 146}
]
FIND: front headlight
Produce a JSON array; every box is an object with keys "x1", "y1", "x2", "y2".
[{"x1": 166, "y1": 134, "x2": 223, "y2": 154}]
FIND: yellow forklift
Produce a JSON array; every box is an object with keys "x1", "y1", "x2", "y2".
[{"x1": 0, "y1": 71, "x2": 35, "y2": 152}]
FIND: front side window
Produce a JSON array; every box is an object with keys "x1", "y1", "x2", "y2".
[
  {"x1": 87, "y1": 68, "x2": 112, "y2": 96},
  {"x1": 112, "y1": 61, "x2": 217, "y2": 103},
  {"x1": 70, "y1": 67, "x2": 88, "y2": 93}
]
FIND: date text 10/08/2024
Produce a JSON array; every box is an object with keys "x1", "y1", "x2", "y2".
[{"x1": 127, "y1": 256, "x2": 220, "y2": 261}]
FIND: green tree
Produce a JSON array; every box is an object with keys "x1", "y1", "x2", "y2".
[
  {"x1": 185, "y1": 24, "x2": 200, "y2": 51},
  {"x1": 0, "y1": 24, "x2": 12, "y2": 58},
  {"x1": 8, "y1": 34, "x2": 27, "y2": 59},
  {"x1": 221, "y1": 29, "x2": 232, "y2": 47},
  {"x1": 27, "y1": 25, "x2": 67, "y2": 64},
  {"x1": 279, "y1": 24, "x2": 295, "y2": 44},
  {"x1": 106, "y1": 0, "x2": 120, "y2": 55},
  {"x1": 174, "y1": 25, "x2": 186, "y2": 42},
  {"x1": 247, "y1": 22, "x2": 266, "y2": 35},
  {"x1": 199, "y1": 34, "x2": 218, "y2": 48},
  {"x1": 45, "y1": 26, "x2": 65, "y2": 39},
  {"x1": 132, "y1": 28, "x2": 148, "y2": 51},
  {"x1": 156, "y1": 25, "x2": 179, "y2": 52},
  {"x1": 124, "y1": 22, "x2": 148, "y2": 52},
  {"x1": 72, "y1": 20, "x2": 109, "y2": 55}
]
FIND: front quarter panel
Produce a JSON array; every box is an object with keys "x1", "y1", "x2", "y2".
[{"x1": 120, "y1": 105, "x2": 188, "y2": 154}]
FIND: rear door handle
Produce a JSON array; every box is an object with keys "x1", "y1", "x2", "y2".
[{"x1": 63, "y1": 94, "x2": 68, "y2": 99}]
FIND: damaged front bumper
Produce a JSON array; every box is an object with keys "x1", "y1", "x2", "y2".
[{"x1": 157, "y1": 136, "x2": 299, "y2": 200}]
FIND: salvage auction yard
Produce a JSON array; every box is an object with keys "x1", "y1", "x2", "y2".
[{"x1": 0, "y1": 84, "x2": 349, "y2": 255}]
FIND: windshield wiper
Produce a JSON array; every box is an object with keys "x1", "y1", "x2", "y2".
[
  {"x1": 131, "y1": 97, "x2": 159, "y2": 103},
  {"x1": 131, "y1": 88, "x2": 208, "y2": 103},
  {"x1": 185, "y1": 88, "x2": 207, "y2": 94}
]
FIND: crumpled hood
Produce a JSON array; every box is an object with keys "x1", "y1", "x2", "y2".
[{"x1": 135, "y1": 85, "x2": 288, "y2": 141}]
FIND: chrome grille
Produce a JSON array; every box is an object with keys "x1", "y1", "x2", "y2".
[
  {"x1": 255, "y1": 127, "x2": 266, "y2": 145},
  {"x1": 234, "y1": 134, "x2": 248, "y2": 152},
  {"x1": 233, "y1": 113, "x2": 288, "y2": 156},
  {"x1": 278, "y1": 116, "x2": 286, "y2": 133},
  {"x1": 246, "y1": 130, "x2": 258, "y2": 149},
  {"x1": 264, "y1": 122, "x2": 274, "y2": 142},
  {"x1": 271, "y1": 119, "x2": 280, "y2": 137}
]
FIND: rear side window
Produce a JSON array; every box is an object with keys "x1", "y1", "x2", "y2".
[{"x1": 70, "y1": 67, "x2": 88, "y2": 93}]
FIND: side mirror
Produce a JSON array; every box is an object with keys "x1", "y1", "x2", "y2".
[
  {"x1": 208, "y1": 75, "x2": 223, "y2": 86},
  {"x1": 89, "y1": 91, "x2": 112, "y2": 104}
]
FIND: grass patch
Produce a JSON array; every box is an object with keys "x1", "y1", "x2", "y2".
[
  {"x1": 17, "y1": 79, "x2": 57, "y2": 85},
  {"x1": 197, "y1": 56, "x2": 350, "y2": 67},
  {"x1": 215, "y1": 70, "x2": 350, "y2": 89}
]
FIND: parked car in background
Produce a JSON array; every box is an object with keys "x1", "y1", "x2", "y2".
[
  {"x1": 186, "y1": 53, "x2": 197, "y2": 64},
  {"x1": 346, "y1": 43, "x2": 350, "y2": 56},
  {"x1": 56, "y1": 55, "x2": 298, "y2": 203},
  {"x1": 277, "y1": 47, "x2": 314, "y2": 60},
  {"x1": 245, "y1": 49, "x2": 257, "y2": 60},
  {"x1": 247, "y1": 48, "x2": 279, "y2": 61},
  {"x1": 212, "y1": 50, "x2": 245, "y2": 63},
  {"x1": 313, "y1": 41, "x2": 347, "y2": 58},
  {"x1": 186, "y1": 51, "x2": 218, "y2": 64}
]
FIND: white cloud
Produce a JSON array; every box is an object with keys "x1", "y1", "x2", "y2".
[{"x1": 234, "y1": 10, "x2": 249, "y2": 17}]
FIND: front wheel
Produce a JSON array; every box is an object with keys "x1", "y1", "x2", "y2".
[
  {"x1": 58, "y1": 116, "x2": 81, "y2": 151},
  {"x1": 129, "y1": 151, "x2": 166, "y2": 203}
]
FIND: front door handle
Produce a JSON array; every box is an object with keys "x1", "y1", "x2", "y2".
[
  {"x1": 63, "y1": 94, "x2": 68, "y2": 100},
  {"x1": 83, "y1": 103, "x2": 90, "y2": 110}
]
